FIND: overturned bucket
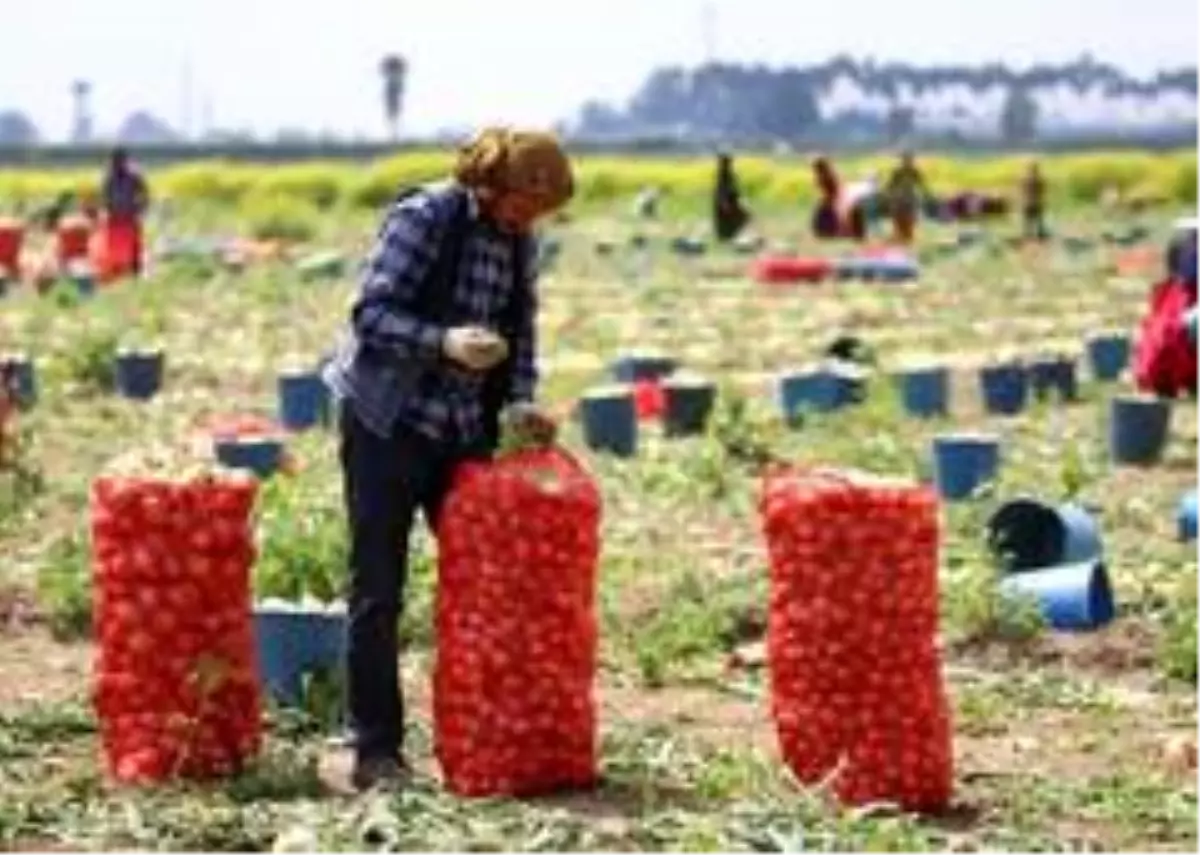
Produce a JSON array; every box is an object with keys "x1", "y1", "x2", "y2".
[
  {"x1": 1178, "y1": 489, "x2": 1197, "y2": 543},
  {"x1": 998, "y1": 559, "x2": 1115, "y2": 632},
  {"x1": 987, "y1": 498, "x2": 1103, "y2": 573}
]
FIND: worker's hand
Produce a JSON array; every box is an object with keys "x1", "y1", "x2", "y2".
[
  {"x1": 442, "y1": 326, "x2": 509, "y2": 372},
  {"x1": 503, "y1": 402, "x2": 558, "y2": 447}
]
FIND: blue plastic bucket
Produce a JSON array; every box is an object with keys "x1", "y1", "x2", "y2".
[
  {"x1": 610, "y1": 353, "x2": 678, "y2": 384},
  {"x1": 957, "y1": 228, "x2": 985, "y2": 247},
  {"x1": 778, "y1": 369, "x2": 845, "y2": 421},
  {"x1": 893, "y1": 366, "x2": 949, "y2": 418},
  {"x1": 932, "y1": 433, "x2": 1001, "y2": 501},
  {"x1": 580, "y1": 388, "x2": 637, "y2": 457},
  {"x1": 72, "y1": 273, "x2": 95, "y2": 298},
  {"x1": 835, "y1": 257, "x2": 871, "y2": 281},
  {"x1": 278, "y1": 370, "x2": 329, "y2": 431},
  {"x1": 979, "y1": 363, "x2": 1028, "y2": 415},
  {"x1": 733, "y1": 235, "x2": 765, "y2": 255},
  {"x1": 875, "y1": 258, "x2": 919, "y2": 282},
  {"x1": 663, "y1": 376, "x2": 717, "y2": 437},
  {"x1": 1029, "y1": 356, "x2": 1079, "y2": 403},
  {"x1": 1, "y1": 354, "x2": 37, "y2": 409},
  {"x1": 1109, "y1": 395, "x2": 1171, "y2": 465},
  {"x1": 987, "y1": 498, "x2": 1103, "y2": 573},
  {"x1": 671, "y1": 236, "x2": 707, "y2": 257},
  {"x1": 114, "y1": 349, "x2": 165, "y2": 401},
  {"x1": 998, "y1": 559, "x2": 1115, "y2": 631},
  {"x1": 1178, "y1": 489, "x2": 1198, "y2": 542},
  {"x1": 253, "y1": 606, "x2": 347, "y2": 706},
  {"x1": 215, "y1": 436, "x2": 285, "y2": 478},
  {"x1": 1086, "y1": 334, "x2": 1130, "y2": 382}
]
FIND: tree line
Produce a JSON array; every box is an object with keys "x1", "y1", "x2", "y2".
[{"x1": 568, "y1": 56, "x2": 1199, "y2": 144}]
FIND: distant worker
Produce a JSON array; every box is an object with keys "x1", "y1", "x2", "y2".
[
  {"x1": 1021, "y1": 160, "x2": 1049, "y2": 241},
  {"x1": 712, "y1": 152, "x2": 750, "y2": 242},
  {"x1": 101, "y1": 146, "x2": 150, "y2": 277},
  {"x1": 633, "y1": 186, "x2": 662, "y2": 219},
  {"x1": 811, "y1": 156, "x2": 866, "y2": 242},
  {"x1": 884, "y1": 150, "x2": 931, "y2": 245}
]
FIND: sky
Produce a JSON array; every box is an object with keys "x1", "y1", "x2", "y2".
[{"x1": 0, "y1": 0, "x2": 1195, "y2": 141}]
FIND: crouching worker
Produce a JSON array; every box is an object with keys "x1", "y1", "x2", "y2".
[
  {"x1": 1128, "y1": 230, "x2": 1200, "y2": 396},
  {"x1": 321, "y1": 126, "x2": 572, "y2": 791},
  {"x1": 811, "y1": 156, "x2": 866, "y2": 241}
]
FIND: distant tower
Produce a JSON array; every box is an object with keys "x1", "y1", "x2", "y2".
[
  {"x1": 71, "y1": 79, "x2": 93, "y2": 143},
  {"x1": 380, "y1": 54, "x2": 407, "y2": 141}
]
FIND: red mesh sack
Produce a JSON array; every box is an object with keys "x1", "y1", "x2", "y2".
[
  {"x1": 434, "y1": 446, "x2": 602, "y2": 797},
  {"x1": 90, "y1": 453, "x2": 263, "y2": 784},
  {"x1": 758, "y1": 466, "x2": 952, "y2": 812}
]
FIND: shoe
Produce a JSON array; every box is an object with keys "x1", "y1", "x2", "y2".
[{"x1": 351, "y1": 756, "x2": 412, "y2": 792}]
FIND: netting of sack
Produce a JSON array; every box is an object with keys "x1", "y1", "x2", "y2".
[
  {"x1": 433, "y1": 446, "x2": 602, "y2": 797},
  {"x1": 91, "y1": 449, "x2": 263, "y2": 783},
  {"x1": 758, "y1": 465, "x2": 953, "y2": 811}
]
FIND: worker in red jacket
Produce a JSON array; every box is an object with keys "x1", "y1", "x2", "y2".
[
  {"x1": 101, "y1": 147, "x2": 150, "y2": 277},
  {"x1": 1132, "y1": 230, "x2": 1200, "y2": 396}
]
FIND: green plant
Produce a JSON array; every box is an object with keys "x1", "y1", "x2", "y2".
[
  {"x1": 1159, "y1": 572, "x2": 1197, "y2": 684},
  {"x1": 253, "y1": 474, "x2": 346, "y2": 604},
  {"x1": 0, "y1": 409, "x2": 45, "y2": 535},
  {"x1": 35, "y1": 532, "x2": 92, "y2": 640},
  {"x1": 61, "y1": 324, "x2": 119, "y2": 392},
  {"x1": 240, "y1": 191, "x2": 320, "y2": 243}
]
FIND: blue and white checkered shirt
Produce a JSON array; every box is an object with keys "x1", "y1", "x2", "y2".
[{"x1": 323, "y1": 181, "x2": 539, "y2": 444}]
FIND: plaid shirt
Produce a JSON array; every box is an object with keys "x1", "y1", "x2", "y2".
[{"x1": 323, "y1": 182, "x2": 539, "y2": 444}]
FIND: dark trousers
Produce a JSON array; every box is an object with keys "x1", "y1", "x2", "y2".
[{"x1": 339, "y1": 405, "x2": 483, "y2": 761}]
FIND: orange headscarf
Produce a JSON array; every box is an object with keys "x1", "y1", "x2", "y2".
[{"x1": 454, "y1": 127, "x2": 574, "y2": 211}]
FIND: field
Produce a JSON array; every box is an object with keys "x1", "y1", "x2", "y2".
[{"x1": 0, "y1": 151, "x2": 1197, "y2": 852}]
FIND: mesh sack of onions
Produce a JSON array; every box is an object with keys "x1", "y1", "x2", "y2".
[{"x1": 758, "y1": 465, "x2": 953, "y2": 811}]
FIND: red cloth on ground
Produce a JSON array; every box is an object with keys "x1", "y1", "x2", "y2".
[{"x1": 1134, "y1": 276, "x2": 1197, "y2": 398}]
